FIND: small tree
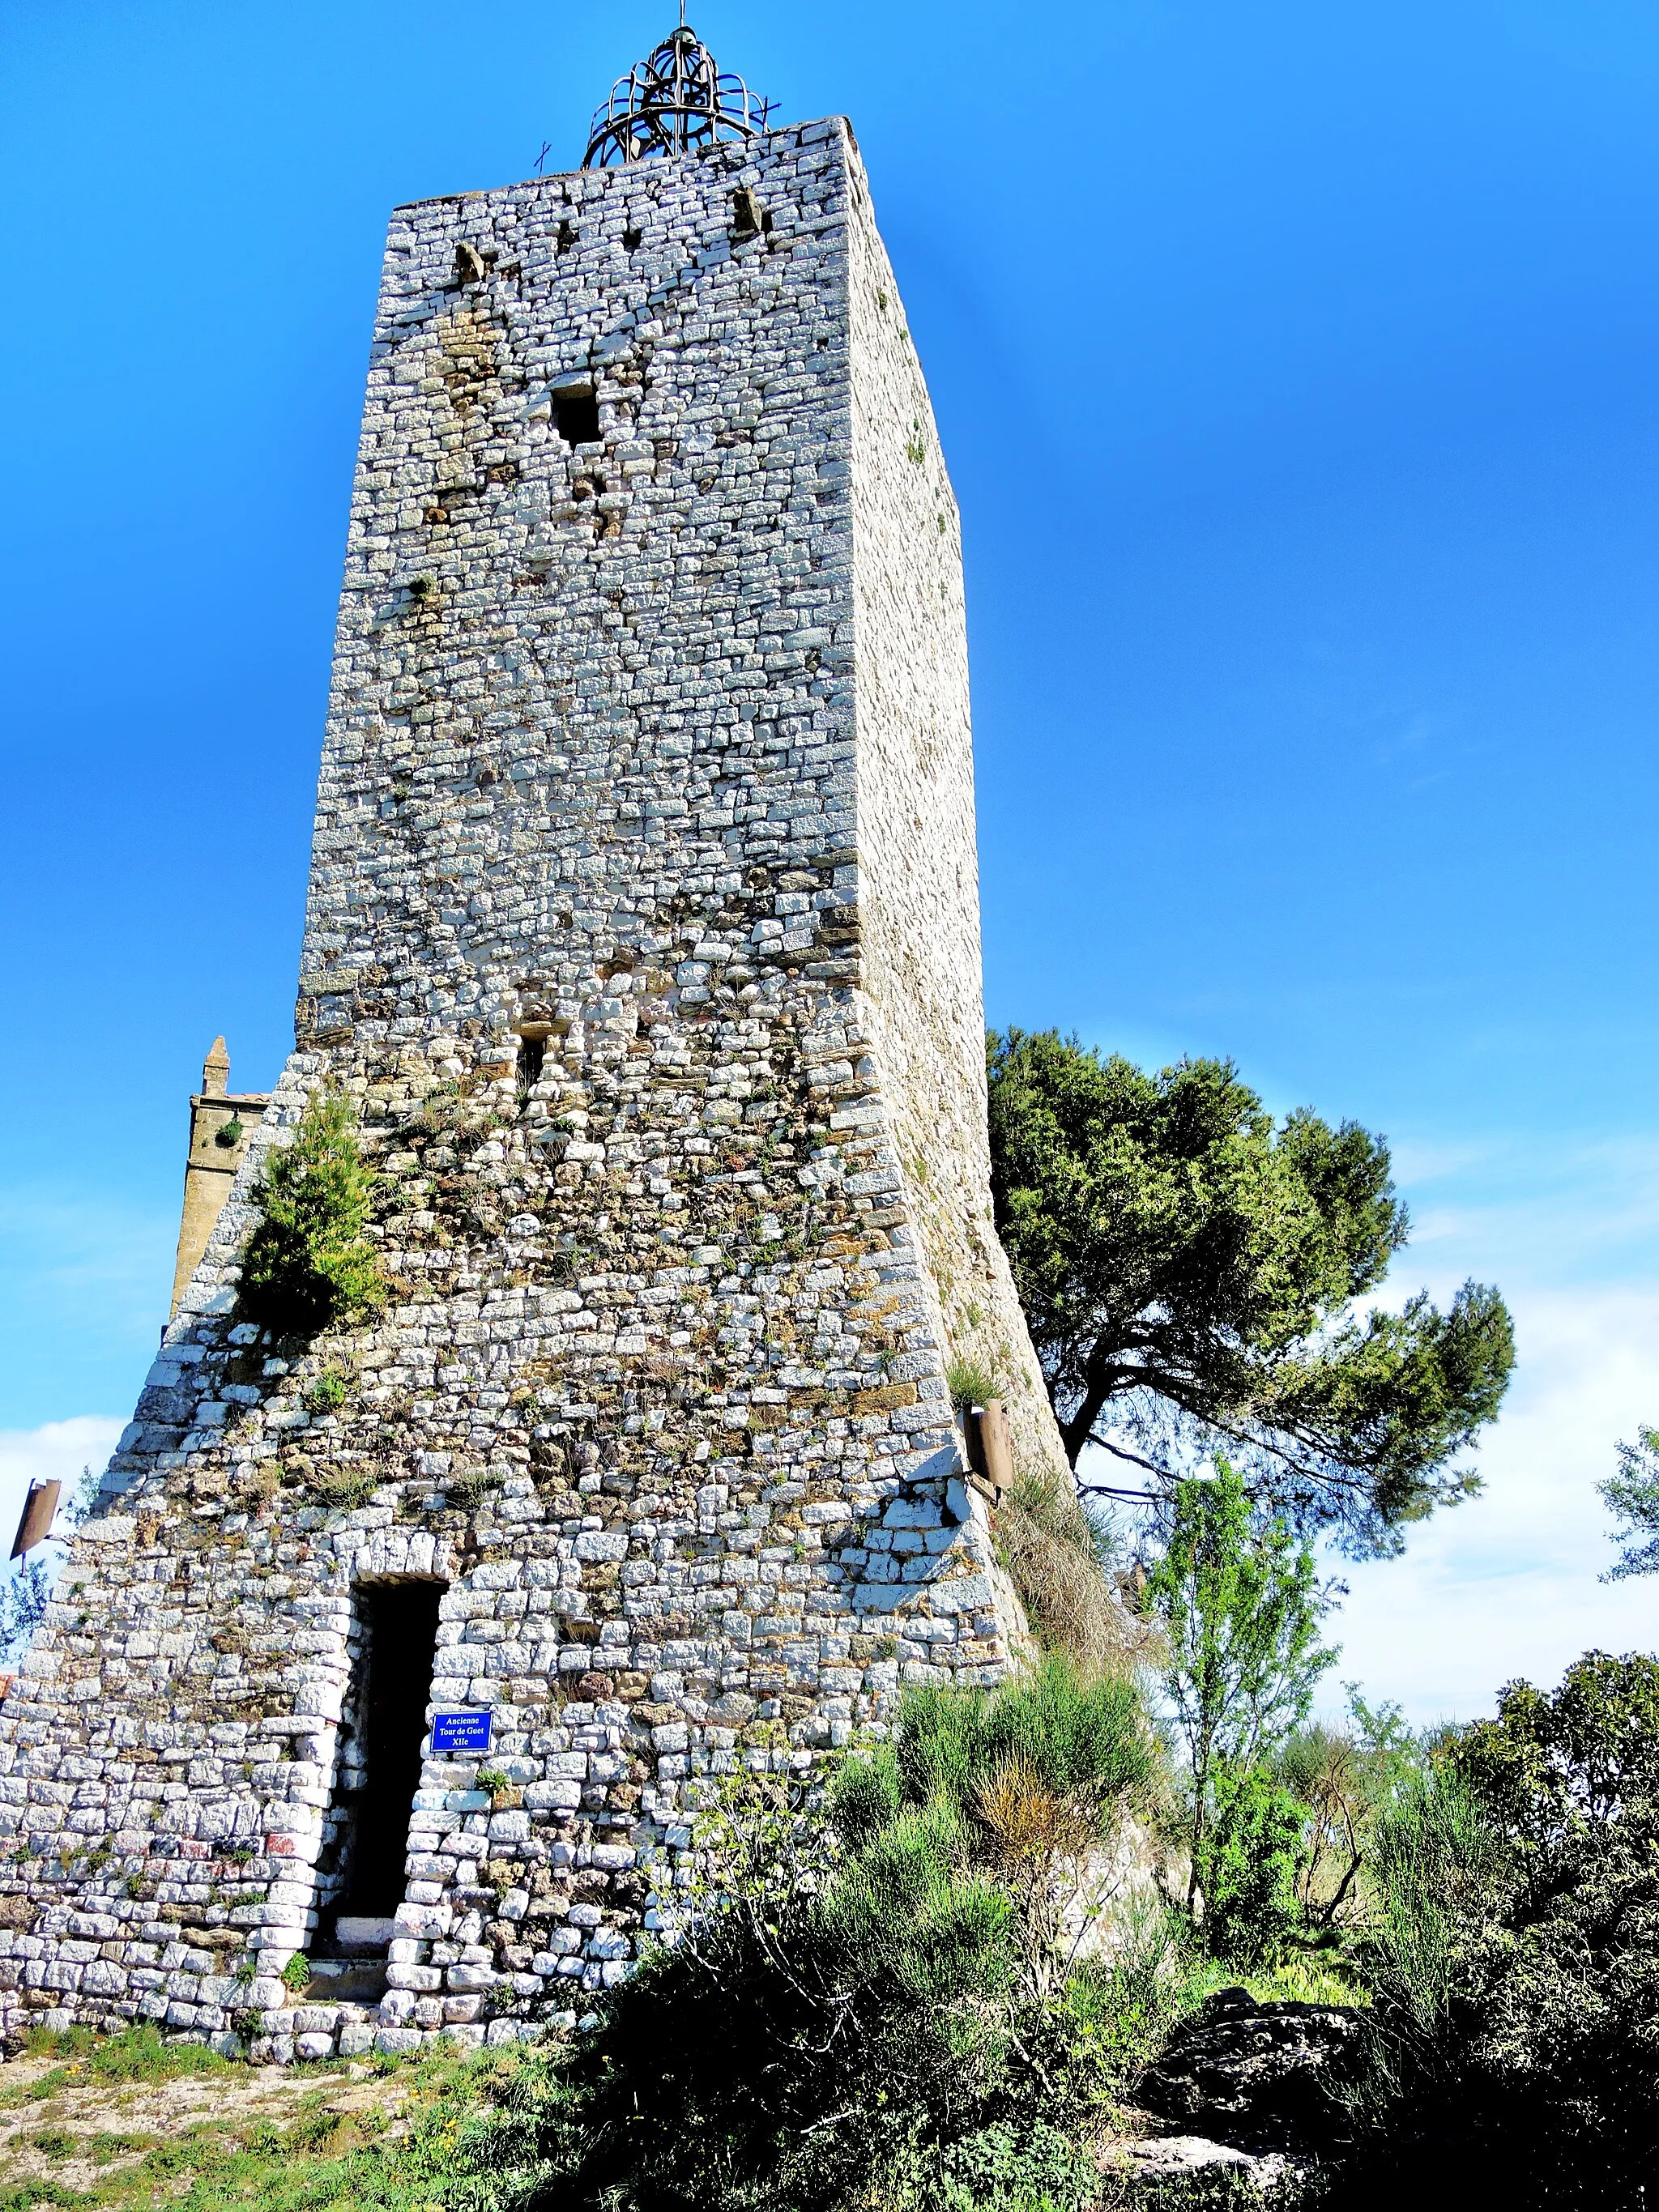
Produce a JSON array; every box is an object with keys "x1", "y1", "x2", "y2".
[
  {"x1": 1144, "y1": 1458, "x2": 1337, "y2": 1934},
  {"x1": 238, "y1": 1089, "x2": 386, "y2": 1335},
  {"x1": 1598, "y1": 1426, "x2": 1659, "y2": 1580},
  {"x1": 987, "y1": 1031, "x2": 1515, "y2": 1554}
]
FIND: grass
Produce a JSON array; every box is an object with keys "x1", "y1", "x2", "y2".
[
  {"x1": 21, "y1": 2025, "x2": 234, "y2": 2093},
  {"x1": 994, "y1": 1469, "x2": 1150, "y2": 1680},
  {"x1": 945, "y1": 1356, "x2": 1004, "y2": 1411},
  {"x1": 0, "y1": 2028, "x2": 523, "y2": 2212}
]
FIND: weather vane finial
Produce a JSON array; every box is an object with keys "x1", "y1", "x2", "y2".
[{"x1": 583, "y1": 18, "x2": 773, "y2": 168}]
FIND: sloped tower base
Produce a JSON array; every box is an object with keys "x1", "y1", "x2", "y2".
[{"x1": 0, "y1": 117, "x2": 1075, "y2": 2057}]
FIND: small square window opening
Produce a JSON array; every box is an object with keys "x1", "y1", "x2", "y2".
[{"x1": 553, "y1": 388, "x2": 600, "y2": 445}]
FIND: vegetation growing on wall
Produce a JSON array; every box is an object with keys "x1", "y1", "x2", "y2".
[
  {"x1": 992, "y1": 1469, "x2": 1140, "y2": 1681},
  {"x1": 237, "y1": 1089, "x2": 386, "y2": 1336}
]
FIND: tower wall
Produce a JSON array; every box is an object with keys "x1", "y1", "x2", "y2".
[{"x1": 0, "y1": 118, "x2": 1071, "y2": 2060}]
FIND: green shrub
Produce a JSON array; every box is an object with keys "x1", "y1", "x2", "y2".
[
  {"x1": 482, "y1": 1661, "x2": 1162, "y2": 2212},
  {"x1": 238, "y1": 1089, "x2": 386, "y2": 1336},
  {"x1": 1337, "y1": 1651, "x2": 1659, "y2": 2208},
  {"x1": 1196, "y1": 1762, "x2": 1305, "y2": 1968}
]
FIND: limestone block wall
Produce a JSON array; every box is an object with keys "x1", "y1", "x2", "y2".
[
  {"x1": 0, "y1": 117, "x2": 1073, "y2": 2061},
  {"x1": 844, "y1": 171, "x2": 1073, "y2": 1491}
]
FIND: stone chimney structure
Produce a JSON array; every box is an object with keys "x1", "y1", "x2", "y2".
[
  {"x1": 169, "y1": 1042, "x2": 271, "y2": 1319},
  {"x1": 0, "y1": 31, "x2": 1076, "y2": 2060}
]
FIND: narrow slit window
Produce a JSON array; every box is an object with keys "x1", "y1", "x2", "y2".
[
  {"x1": 553, "y1": 387, "x2": 600, "y2": 445},
  {"x1": 317, "y1": 1580, "x2": 442, "y2": 1954},
  {"x1": 517, "y1": 1034, "x2": 546, "y2": 1089}
]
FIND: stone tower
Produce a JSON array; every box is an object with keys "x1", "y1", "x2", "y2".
[
  {"x1": 0, "y1": 28, "x2": 1076, "y2": 2059},
  {"x1": 169, "y1": 1042, "x2": 270, "y2": 1319}
]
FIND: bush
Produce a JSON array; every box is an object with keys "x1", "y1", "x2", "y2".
[
  {"x1": 238, "y1": 1089, "x2": 386, "y2": 1335},
  {"x1": 480, "y1": 1661, "x2": 1163, "y2": 2212},
  {"x1": 1337, "y1": 1652, "x2": 1659, "y2": 2208},
  {"x1": 1195, "y1": 1763, "x2": 1304, "y2": 1969}
]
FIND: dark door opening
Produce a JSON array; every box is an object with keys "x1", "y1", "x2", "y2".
[{"x1": 319, "y1": 1580, "x2": 441, "y2": 1953}]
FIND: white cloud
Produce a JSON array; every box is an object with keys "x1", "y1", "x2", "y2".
[
  {"x1": 0, "y1": 1417, "x2": 125, "y2": 1559},
  {"x1": 1329, "y1": 1285, "x2": 1659, "y2": 1726}
]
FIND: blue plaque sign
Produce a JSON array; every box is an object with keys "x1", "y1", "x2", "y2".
[{"x1": 431, "y1": 1710, "x2": 492, "y2": 1754}]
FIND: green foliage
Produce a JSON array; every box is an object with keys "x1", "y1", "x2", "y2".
[
  {"x1": 1339, "y1": 1651, "x2": 1659, "y2": 2206},
  {"x1": 837, "y1": 1660, "x2": 1158, "y2": 1997},
  {"x1": 1456, "y1": 1646, "x2": 1659, "y2": 1845},
  {"x1": 946, "y1": 1357, "x2": 1004, "y2": 1410},
  {"x1": 305, "y1": 1366, "x2": 348, "y2": 1413},
  {"x1": 934, "y1": 2119, "x2": 1099, "y2": 2211},
  {"x1": 450, "y1": 1663, "x2": 1164, "y2": 2211},
  {"x1": 238, "y1": 1089, "x2": 386, "y2": 1336},
  {"x1": 1196, "y1": 1764, "x2": 1305, "y2": 1968},
  {"x1": 23, "y1": 2022, "x2": 232, "y2": 2086},
  {"x1": 1148, "y1": 1461, "x2": 1337, "y2": 1777},
  {"x1": 986, "y1": 1030, "x2": 1514, "y2": 1553},
  {"x1": 1599, "y1": 1422, "x2": 1659, "y2": 1579},
  {"x1": 279, "y1": 1952, "x2": 311, "y2": 1995},
  {"x1": 1145, "y1": 1458, "x2": 1337, "y2": 1941}
]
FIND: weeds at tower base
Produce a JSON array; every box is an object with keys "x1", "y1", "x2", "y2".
[{"x1": 996, "y1": 1469, "x2": 1149, "y2": 1681}]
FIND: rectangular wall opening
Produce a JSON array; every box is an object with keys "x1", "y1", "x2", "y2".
[
  {"x1": 552, "y1": 385, "x2": 600, "y2": 445},
  {"x1": 316, "y1": 1579, "x2": 442, "y2": 1960}
]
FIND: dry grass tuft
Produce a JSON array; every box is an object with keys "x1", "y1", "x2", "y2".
[
  {"x1": 974, "y1": 1754, "x2": 1096, "y2": 1873},
  {"x1": 993, "y1": 1472, "x2": 1154, "y2": 1680}
]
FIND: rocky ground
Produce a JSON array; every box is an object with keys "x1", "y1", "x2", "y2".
[
  {"x1": 0, "y1": 1993, "x2": 1358, "y2": 2209},
  {"x1": 1109, "y1": 1987, "x2": 1361, "y2": 2197}
]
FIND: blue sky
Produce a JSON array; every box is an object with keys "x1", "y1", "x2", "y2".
[{"x1": 3, "y1": 0, "x2": 1658, "y2": 1717}]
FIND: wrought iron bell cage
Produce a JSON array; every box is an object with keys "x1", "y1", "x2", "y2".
[{"x1": 583, "y1": 23, "x2": 774, "y2": 168}]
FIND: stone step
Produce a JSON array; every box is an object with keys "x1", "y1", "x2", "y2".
[{"x1": 301, "y1": 1958, "x2": 388, "y2": 2004}]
